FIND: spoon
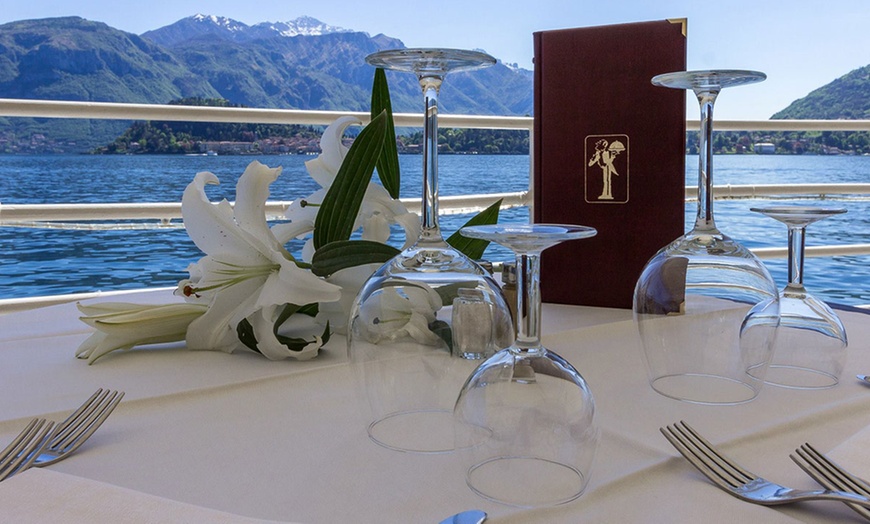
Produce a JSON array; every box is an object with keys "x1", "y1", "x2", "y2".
[
  {"x1": 857, "y1": 375, "x2": 870, "y2": 386},
  {"x1": 439, "y1": 510, "x2": 487, "y2": 524}
]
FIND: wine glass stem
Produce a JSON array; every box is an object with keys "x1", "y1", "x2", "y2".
[
  {"x1": 787, "y1": 224, "x2": 807, "y2": 289},
  {"x1": 515, "y1": 252, "x2": 543, "y2": 351},
  {"x1": 420, "y1": 76, "x2": 444, "y2": 244},
  {"x1": 694, "y1": 91, "x2": 719, "y2": 232}
]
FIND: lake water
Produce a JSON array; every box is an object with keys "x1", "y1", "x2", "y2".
[{"x1": 1, "y1": 153, "x2": 869, "y2": 306}]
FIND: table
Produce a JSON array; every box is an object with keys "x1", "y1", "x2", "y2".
[{"x1": 1, "y1": 291, "x2": 869, "y2": 523}]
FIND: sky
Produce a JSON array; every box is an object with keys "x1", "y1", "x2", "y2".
[{"x1": 1, "y1": 0, "x2": 869, "y2": 120}]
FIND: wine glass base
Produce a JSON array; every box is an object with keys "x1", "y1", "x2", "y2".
[
  {"x1": 367, "y1": 409, "x2": 458, "y2": 454},
  {"x1": 757, "y1": 365, "x2": 839, "y2": 390},
  {"x1": 467, "y1": 456, "x2": 587, "y2": 508},
  {"x1": 650, "y1": 373, "x2": 760, "y2": 405}
]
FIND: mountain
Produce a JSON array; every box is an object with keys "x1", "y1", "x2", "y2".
[
  {"x1": 772, "y1": 64, "x2": 870, "y2": 119},
  {"x1": 0, "y1": 17, "x2": 218, "y2": 103},
  {"x1": 0, "y1": 15, "x2": 534, "y2": 152},
  {"x1": 0, "y1": 16, "x2": 224, "y2": 151}
]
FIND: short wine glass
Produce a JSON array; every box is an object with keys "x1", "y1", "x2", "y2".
[
  {"x1": 633, "y1": 70, "x2": 780, "y2": 405},
  {"x1": 745, "y1": 205, "x2": 848, "y2": 389},
  {"x1": 454, "y1": 224, "x2": 599, "y2": 508},
  {"x1": 347, "y1": 49, "x2": 513, "y2": 454}
]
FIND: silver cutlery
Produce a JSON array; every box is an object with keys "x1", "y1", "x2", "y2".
[
  {"x1": 439, "y1": 510, "x2": 487, "y2": 524},
  {"x1": 857, "y1": 375, "x2": 870, "y2": 386},
  {"x1": 662, "y1": 421, "x2": 870, "y2": 510},
  {"x1": 31, "y1": 388, "x2": 124, "y2": 466},
  {"x1": 792, "y1": 442, "x2": 870, "y2": 520},
  {"x1": 0, "y1": 418, "x2": 55, "y2": 481}
]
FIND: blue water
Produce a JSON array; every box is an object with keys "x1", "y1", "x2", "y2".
[{"x1": 1, "y1": 153, "x2": 869, "y2": 306}]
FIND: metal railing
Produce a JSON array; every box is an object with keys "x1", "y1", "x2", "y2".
[{"x1": 2, "y1": 98, "x2": 870, "y2": 310}]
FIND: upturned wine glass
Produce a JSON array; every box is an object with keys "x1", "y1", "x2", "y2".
[
  {"x1": 744, "y1": 205, "x2": 848, "y2": 389},
  {"x1": 633, "y1": 70, "x2": 780, "y2": 405},
  {"x1": 454, "y1": 224, "x2": 599, "y2": 508},
  {"x1": 347, "y1": 49, "x2": 513, "y2": 453}
]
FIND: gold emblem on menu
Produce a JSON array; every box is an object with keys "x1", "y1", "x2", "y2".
[{"x1": 585, "y1": 134, "x2": 629, "y2": 204}]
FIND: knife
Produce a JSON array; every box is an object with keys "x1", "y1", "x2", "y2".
[{"x1": 439, "y1": 509, "x2": 487, "y2": 524}]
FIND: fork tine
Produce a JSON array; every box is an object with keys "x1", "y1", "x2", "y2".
[
  {"x1": 791, "y1": 443, "x2": 870, "y2": 520},
  {"x1": 676, "y1": 421, "x2": 755, "y2": 484},
  {"x1": 801, "y1": 443, "x2": 870, "y2": 495},
  {"x1": 662, "y1": 422, "x2": 745, "y2": 492},
  {"x1": 49, "y1": 388, "x2": 107, "y2": 445},
  {"x1": 48, "y1": 390, "x2": 124, "y2": 454},
  {"x1": 0, "y1": 418, "x2": 39, "y2": 463},
  {"x1": 663, "y1": 421, "x2": 755, "y2": 490},
  {"x1": 0, "y1": 419, "x2": 54, "y2": 481},
  {"x1": 800, "y1": 443, "x2": 870, "y2": 495}
]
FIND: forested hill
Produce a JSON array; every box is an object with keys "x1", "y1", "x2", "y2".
[{"x1": 773, "y1": 64, "x2": 870, "y2": 120}]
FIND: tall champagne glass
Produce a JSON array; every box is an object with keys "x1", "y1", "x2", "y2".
[
  {"x1": 744, "y1": 206, "x2": 848, "y2": 388},
  {"x1": 454, "y1": 224, "x2": 599, "y2": 508},
  {"x1": 633, "y1": 70, "x2": 779, "y2": 405},
  {"x1": 347, "y1": 49, "x2": 513, "y2": 453}
]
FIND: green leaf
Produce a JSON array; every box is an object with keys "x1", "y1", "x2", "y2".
[
  {"x1": 235, "y1": 303, "x2": 329, "y2": 355},
  {"x1": 429, "y1": 319, "x2": 453, "y2": 352},
  {"x1": 311, "y1": 240, "x2": 400, "y2": 277},
  {"x1": 446, "y1": 198, "x2": 503, "y2": 260},
  {"x1": 236, "y1": 317, "x2": 261, "y2": 354},
  {"x1": 371, "y1": 68, "x2": 400, "y2": 199},
  {"x1": 313, "y1": 110, "x2": 388, "y2": 250},
  {"x1": 434, "y1": 281, "x2": 478, "y2": 307}
]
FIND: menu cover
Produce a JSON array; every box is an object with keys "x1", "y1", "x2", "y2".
[{"x1": 533, "y1": 19, "x2": 687, "y2": 309}]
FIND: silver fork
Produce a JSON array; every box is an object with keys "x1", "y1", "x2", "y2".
[
  {"x1": 30, "y1": 388, "x2": 124, "y2": 466},
  {"x1": 792, "y1": 442, "x2": 870, "y2": 520},
  {"x1": 661, "y1": 421, "x2": 870, "y2": 512},
  {"x1": 0, "y1": 418, "x2": 55, "y2": 481}
]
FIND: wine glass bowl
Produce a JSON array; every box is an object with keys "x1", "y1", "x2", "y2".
[
  {"x1": 744, "y1": 205, "x2": 848, "y2": 389},
  {"x1": 454, "y1": 224, "x2": 599, "y2": 508},
  {"x1": 347, "y1": 48, "x2": 512, "y2": 454},
  {"x1": 633, "y1": 70, "x2": 779, "y2": 405}
]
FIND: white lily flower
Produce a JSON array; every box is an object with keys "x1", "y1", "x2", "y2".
[
  {"x1": 356, "y1": 282, "x2": 443, "y2": 346},
  {"x1": 75, "y1": 302, "x2": 207, "y2": 364},
  {"x1": 179, "y1": 160, "x2": 341, "y2": 356},
  {"x1": 283, "y1": 116, "x2": 420, "y2": 262}
]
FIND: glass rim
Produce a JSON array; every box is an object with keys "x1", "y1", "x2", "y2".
[
  {"x1": 460, "y1": 223, "x2": 597, "y2": 244},
  {"x1": 750, "y1": 205, "x2": 848, "y2": 216},
  {"x1": 365, "y1": 48, "x2": 496, "y2": 75},
  {"x1": 651, "y1": 69, "x2": 767, "y2": 91}
]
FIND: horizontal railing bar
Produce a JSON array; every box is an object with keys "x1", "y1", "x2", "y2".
[
  {"x1": 2, "y1": 243, "x2": 869, "y2": 315},
  {"x1": 3, "y1": 98, "x2": 870, "y2": 132},
  {"x1": 0, "y1": 98, "x2": 530, "y2": 130},
  {"x1": 0, "y1": 192, "x2": 529, "y2": 223},
  {"x1": 4, "y1": 184, "x2": 868, "y2": 223},
  {"x1": 0, "y1": 286, "x2": 176, "y2": 315},
  {"x1": 692, "y1": 119, "x2": 870, "y2": 132},
  {"x1": 685, "y1": 183, "x2": 870, "y2": 200},
  {"x1": 752, "y1": 244, "x2": 870, "y2": 259}
]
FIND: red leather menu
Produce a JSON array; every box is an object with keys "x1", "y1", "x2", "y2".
[{"x1": 533, "y1": 19, "x2": 687, "y2": 309}]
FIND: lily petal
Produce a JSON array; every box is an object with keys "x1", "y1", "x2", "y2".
[{"x1": 234, "y1": 161, "x2": 284, "y2": 254}]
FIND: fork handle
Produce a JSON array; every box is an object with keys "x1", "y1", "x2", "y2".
[{"x1": 789, "y1": 489, "x2": 870, "y2": 509}]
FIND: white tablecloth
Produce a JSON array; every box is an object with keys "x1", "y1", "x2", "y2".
[{"x1": 1, "y1": 292, "x2": 870, "y2": 523}]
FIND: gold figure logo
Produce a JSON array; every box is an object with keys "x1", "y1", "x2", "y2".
[{"x1": 585, "y1": 134, "x2": 629, "y2": 204}]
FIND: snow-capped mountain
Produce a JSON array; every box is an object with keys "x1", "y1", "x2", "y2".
[
  {"x1": 142, "y1": 14, "x2": 354, "y2": 47},
  {"x1": 249, "y1": 16, "x2": 353, "y2": 38}
]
